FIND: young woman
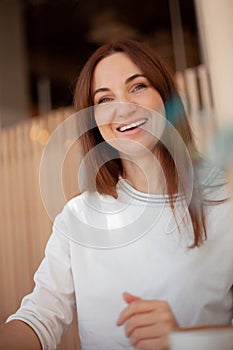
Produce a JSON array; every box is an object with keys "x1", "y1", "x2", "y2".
[{"x1": 1, "y1": 39, "x2": 232, "y2": 350}]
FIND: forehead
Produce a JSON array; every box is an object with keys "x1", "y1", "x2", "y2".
[{"x1": 92, "y1": 52, "x2": 142, "y2": 88}]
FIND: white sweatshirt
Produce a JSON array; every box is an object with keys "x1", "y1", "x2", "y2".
[{"x1": 7, "y1": 170, "x2": 233, "y2": 350}]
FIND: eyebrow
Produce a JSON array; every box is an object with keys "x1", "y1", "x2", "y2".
[{"x1": 93, "y1": 73, "x2": 146, "y2": 99}]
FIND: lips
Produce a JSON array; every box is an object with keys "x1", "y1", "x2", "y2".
[{"x1": 117, "y1": 118, "x2": 148, "y2": 132}]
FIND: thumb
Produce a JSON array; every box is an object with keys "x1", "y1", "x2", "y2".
[{"x1": 123, "y1": 292, "x2": 141, "y2": 304}]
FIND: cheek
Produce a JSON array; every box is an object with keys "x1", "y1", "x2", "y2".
[
  {"x1": 143, "y1": 93, "x2": 165, "y2": 116},
  {"x1": 94, "y1": 103, "x2": 114, "y2": 128},
  {"x1": 94, "y1": 104, "x2": 117, "y2": 141},
  {"x1": 152, "y1": 99, "x2": 165, "y2": 117},
  {"x1": 97, "y1": 125, "x2": 111, "y2": 141}
]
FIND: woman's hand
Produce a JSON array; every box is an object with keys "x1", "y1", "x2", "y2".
[{"x1": 117, "y1": 292, "x2": 179, "y2": 350}]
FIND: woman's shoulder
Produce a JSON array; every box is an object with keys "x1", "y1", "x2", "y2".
[
  {"x1": 61, "y1": 190, "x2": 101, "y2": 216},
  {"x1": 66, "y1": 190, "x2": 93, "y2": 206},
  {"x1": 52, "y1": 191, "x2": 101, "y2": 242},
  {"x1": 55, "y1": 189, "x2": 117, "y2": 225}
]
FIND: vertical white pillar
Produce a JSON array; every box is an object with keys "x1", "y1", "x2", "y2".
[
  {"x1": 195, "y1": 0, "x2": 233, "y2": 211},
  {"x1": 0, "y1": 0, "x2": 29, "y2": 127},
  {"x1": 194, "y1": 0, "x2": 233, "y2": 128}
]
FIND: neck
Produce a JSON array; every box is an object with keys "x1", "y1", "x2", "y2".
[{"x1": 121, "y1": 153, "x2": 166, "y2": 194}]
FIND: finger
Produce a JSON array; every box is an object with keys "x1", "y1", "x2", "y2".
[
  {"x1": 125, "y1": 309, "x2": 176, "y2": 338},
  {"x1": 129, "y1": 324, "x2": 163, "y2": 347},
  {"x1": 117, "y1": 300, "x2": 157, "y2": 326},
  {"x1": 123, "y1": 292, "x2": 141, "y2": 304},
  {"x1": 128, "y1": 318, "x2": 176, "y2": 342},
  {"x1": 125, "y1": 313, "x2": 155, "y2": 337}
]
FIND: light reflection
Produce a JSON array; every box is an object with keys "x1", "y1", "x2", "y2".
[{"x1": 29, "y1": 124, "x2": 50, "y2": 146}]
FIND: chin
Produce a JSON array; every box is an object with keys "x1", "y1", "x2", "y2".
[{"x1": 107, "y1": 138, "x2": 158, "y2": 159}]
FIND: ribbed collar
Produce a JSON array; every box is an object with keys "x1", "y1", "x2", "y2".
[{"x1": 117, "y1": 178, "x2": 184, "y2": 205}]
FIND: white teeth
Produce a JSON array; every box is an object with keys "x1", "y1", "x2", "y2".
[{"x1": 118, "y1": 118, "x2": 148, "y2": 132}]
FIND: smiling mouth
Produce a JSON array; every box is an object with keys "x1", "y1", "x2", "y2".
[{"x1": 117, "y1": 118, "x2": 148, "y2": 132}]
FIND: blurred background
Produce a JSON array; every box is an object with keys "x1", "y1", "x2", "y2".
[
  {"x1": 0, "y1": 0, "x2": 233, "y2": 349},
  {"x1": 0, "y1": 0, "x2": 201, "y2": 127}
]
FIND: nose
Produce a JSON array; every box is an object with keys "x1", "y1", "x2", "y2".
[
  {"x1": 94, "y1": 100, "x2": 137, "y2": 127},
  {"x1": 115, "y1": 90, "x2": 134, "y2": 105},
  {"x1": 112, "y1": 101, "x2": 137, "y2": 119}
]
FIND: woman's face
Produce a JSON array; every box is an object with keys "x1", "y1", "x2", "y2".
[{"x1": 92, "y1": 52, "x2": 166, "y2": 157}]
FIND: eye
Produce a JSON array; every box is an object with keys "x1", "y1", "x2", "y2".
[
  {"x1": 132, "y1": 83, "x2": 147, "y2": 92},
  {"x1": 98, "y1": 96, "x2": 113, "y2": 104}
]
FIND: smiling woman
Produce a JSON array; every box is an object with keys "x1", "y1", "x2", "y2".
[
  {"x1": 74, "y1": 39, "x2": 203, "y2": 238},
  {"x1": 92, "y1": 52, "x2": 166, "y2": 160},
  {"x1": 1, "y1": 39, "x2": 232, "y2": 350}
]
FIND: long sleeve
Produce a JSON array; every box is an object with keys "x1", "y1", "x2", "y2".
[{"x1": 7, "y1": 220, "x2": 76, "y2": 350}]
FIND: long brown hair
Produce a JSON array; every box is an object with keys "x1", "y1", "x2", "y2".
[{"x1": 73, "y1": 38, "x2": 206, "y2": 247}]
